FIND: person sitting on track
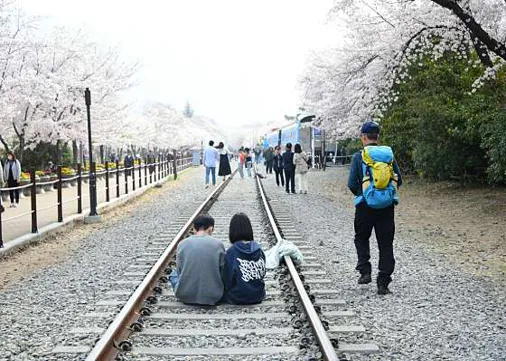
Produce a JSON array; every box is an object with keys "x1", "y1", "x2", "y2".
[
  {"x1": 168, "y1": 214, "x2": 225, "y2": 305},
  {"x1": 222, "y1": 213, "x2": 266, "y2": 305}
]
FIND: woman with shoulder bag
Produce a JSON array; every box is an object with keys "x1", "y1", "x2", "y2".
[
  {"x1": 293, "y1": 143, "x2": 309, "y2": 194},
  {"x1": 4, "y1": 151, "x2": 21, "y2": 207}
]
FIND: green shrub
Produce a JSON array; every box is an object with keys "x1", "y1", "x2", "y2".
[{"x1": 380, "y1": 52, "x2": 506, "y2": 184}]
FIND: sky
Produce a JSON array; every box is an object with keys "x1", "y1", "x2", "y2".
[{"x1": 22, "y1": 0, "x2": 337, "y2": 131}]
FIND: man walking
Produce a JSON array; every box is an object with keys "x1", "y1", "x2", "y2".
[
  {"x1": 168, "y1": 215, "x2": 225, "y2": 305},
  {"x1": 282, "y1": 143, "x2": 295, "y2": 194},
  {"x1": 263, "y1": 147, "x2": 274, "y2": 174},
  {"x1": 273, "y1": 146, "x2": 284, "y2": 187},
  {"x1": 347, "y1": 121, "x2": 402, "y2": 295},
  {"x1": 124, "y1": 151, "x2": 134, "y2": 176},
  {"x1": 203, "y1": 140, "x2": 219, "y2": 188}
]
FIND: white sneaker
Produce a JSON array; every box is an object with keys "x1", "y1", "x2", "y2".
[
  {"x1": 10, "y1": 203, "x2": 14, "y2": 208},
  {"x1": 14, "y1": 203, "x2": 18, "y2": 208}
]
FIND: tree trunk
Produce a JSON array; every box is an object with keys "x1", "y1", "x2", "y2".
[
  {"x1": 18, "y1": 137, "x2": 25, "y2": 165},
  {"x1": 56, "y1": 140, "x2": 62, "y2": 164},
  {"x1": 72, "y1": 140, "x2": 79, "y2": 167},
  {"x1": 0, "y1": 134, "x2": 10, "y2": 152},
  {"x1": 100, "y1": 145, "x2": 104, "y2": 164},
  {"x1": 79, "y1": 142, "x2": 85, "y2": 168}
]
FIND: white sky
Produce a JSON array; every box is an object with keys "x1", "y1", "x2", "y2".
[{"x1": 22, "y1": 0, "x2": 337, "y2": 129}]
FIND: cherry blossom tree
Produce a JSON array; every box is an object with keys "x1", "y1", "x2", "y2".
[
  {"x1": 0, "y1": 1, "x2": 221, "y2": 164},
  {"x1": 139, "y1": 103, "x2": 225, "y2": 151},
  {"x1": 301, "y1": 0, "x2": 506, "y2": 138}
]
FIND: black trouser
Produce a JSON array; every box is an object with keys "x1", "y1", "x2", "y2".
[
  {"x1": 274, "y1": 168, "x2": 284, "y2": 186},
  {"x1": 354, "y1": 202, "x2": 395, "y2": 285},
  {"x1": 284, "y1": 169, "x2": 295, "y2": 193},
  {"x1": 8, "y1": 179, "x2": 19, "y2": 204},
  {"x1": 266, "y1": 160, "x2": 273, "y2": 174}
]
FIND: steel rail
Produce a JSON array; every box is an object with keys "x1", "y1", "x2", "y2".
[
  {"x1": 85, "y1": 171, "x2": 236, "y2": 361},
  {"x1": 254, "y1": 167, "x2": 340, "y2": 361}
]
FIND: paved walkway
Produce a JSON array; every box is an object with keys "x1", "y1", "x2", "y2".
[{"x1": 0, "y1": 168, "x2": 178, "y2": 244}]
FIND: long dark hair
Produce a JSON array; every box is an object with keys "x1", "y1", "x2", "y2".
[
  {"x1": 7, "y1": 151, "x2": 15, "y2": 160},
  {"x1": 229, "y1": 213, "x2": 254, "y2": 243},
  {"x1": 294, "y1": 144, "x2": 302, "y2": 154}
]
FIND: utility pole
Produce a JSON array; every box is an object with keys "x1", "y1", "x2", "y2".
[{"x1": 84, "y1": 88, "x2": 101, "y2": 223}]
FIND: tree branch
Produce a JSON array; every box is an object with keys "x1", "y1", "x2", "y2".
[
  {"x1": 431, "y1": 0, "x2": 506, "y2": 62},
  {"x1": 0, "y1": 134, "x2": 10, "y2": 151}
]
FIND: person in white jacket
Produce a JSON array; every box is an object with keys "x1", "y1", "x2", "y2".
[
  {"x1": 293, "y1": 144, "x2": 309, "y2": 194},
  {"x1": 4, "y1": 151, "x2": 22, "y2": 208}
]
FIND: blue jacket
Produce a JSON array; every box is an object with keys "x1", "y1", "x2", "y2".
[
  {"x1": 347, "y1": 144, "x2": 403, "y2": 206},
  {"x1": 223, "y1": 241, "x2": 266, "y2": 305}
]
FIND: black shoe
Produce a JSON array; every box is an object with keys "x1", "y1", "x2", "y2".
[
  {"x1": 358, "y1": 273, "x2": 372, "y2": 284},
  {"x1": 377, "y1": 284, "x2": 392, "y2": 295},
  {"x1": 286, "y1": 190, "x2": 290, "y2": 194}
]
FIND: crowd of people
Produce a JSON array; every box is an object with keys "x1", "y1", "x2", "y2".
[
  {"x1": 169, "y1": 213, "x2": 266, "y2": 305},
  {"x1": 195, "y1": 119, "x2": 401, "y2": 296},
  {"x1": 235, "y1": 142, "x2": 310, "y2": 194}
]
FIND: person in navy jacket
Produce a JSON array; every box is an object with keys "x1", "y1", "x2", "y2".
[{"x1": 222, "y1": 213, "x2": 266, "y2": 304}]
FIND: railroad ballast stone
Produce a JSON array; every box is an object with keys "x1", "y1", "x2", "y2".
[
  {"x1": 0, "y1": 168, "x2": 212, "y2": 361},
  {"x1": 91, "y1": 174, "x2": 306, "y2": 360},
  {"x1": 260, "y1": 166, "x2": 506, "y2": 361}
]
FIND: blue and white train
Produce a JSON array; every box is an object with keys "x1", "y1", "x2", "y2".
[{"x1": 262, "y1": 117, "x2": 323, "y2": 166}]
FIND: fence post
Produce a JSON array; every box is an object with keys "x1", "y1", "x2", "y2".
[
  {"x1": 154, "y1": 158, "x2": 157, "y2": 182},
  {"x1": 0, "y1": 197, "x2": 3, "y2": 247},
  {"x1": 157, "y1": 156, "x2": 161, "y2": 180},
  {"x1": 30, "y1": 170, "x2": 38, "y2": 233},
  {"x1": 149, "y1": 158, "x2": 153, "y2": 184},
  {"x1": 125, "y1": 164, "x2": 129, "y2": 195},
  {"x1": 160, "y1": 155, "x2": 163, "y2": 178},
  {"x1": 77, "y1": 163, "x2": 82, "y2": 214},
  {"x1": 105, "y1": 161, "x2": 110, "y2": 202},
  {"x1": 57, "y1": 166, "x2": 63, "y2": 222},
  {"x1": 116, "y1": 160, "x2": 120, "y2": 198},
  {"x1": 132, "y1": 163, "x2": 136, "y2": 191},
  {"x1": 138, "y1": 160, "x2": 142, "y2": 188},
  {"x1": 173, "y1": 150, "x2": 178, "y2": 180},
  {"x1": 144, "y1": 158, "x2": 148, "y2": 186}
]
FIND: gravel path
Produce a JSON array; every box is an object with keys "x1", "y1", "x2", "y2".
[
  {"x1": 0, "y1": 167, "x2": 214, "y2": 361},
  {"x1": 261, "y1": 166, "x2": 506, "y2": 361}
]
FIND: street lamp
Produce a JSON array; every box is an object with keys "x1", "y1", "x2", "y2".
[{"x1": 85, "y1": 88, "x2": 99, "y2": 218}]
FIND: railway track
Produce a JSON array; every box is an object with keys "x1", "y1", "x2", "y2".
[{"x1": 52, "y1": 167, "x2": 378, "y2": 361}]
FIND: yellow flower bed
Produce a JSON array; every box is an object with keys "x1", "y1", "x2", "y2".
[{"x1": 61, "y1": 167, "x2": 76, "y2": 176}]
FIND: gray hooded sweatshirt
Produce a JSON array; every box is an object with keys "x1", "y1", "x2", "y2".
[{"x1": 175, "y1": 234, "x2": 225, "y2": 305}]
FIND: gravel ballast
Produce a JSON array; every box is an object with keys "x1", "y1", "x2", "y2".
[
  {"x1": 0, "y1": 168, "x2": 215, "y2": 361},
  {"x1": 261, "y1": 166, "x2": 506, "y2": 361},
  {"x1": 120, "y1": 175, "x2": 307, "y2": 360}
]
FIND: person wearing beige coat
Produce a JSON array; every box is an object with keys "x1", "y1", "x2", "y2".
[{"x1": 293, "y1": 143, "x2": 309, "y2": 194}]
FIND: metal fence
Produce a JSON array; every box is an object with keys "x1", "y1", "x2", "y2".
[
  {"x1": 0, "y1": 155, "x2": 193, "y2": 247},
  {"x1": 312, "y1": 154, "x2": 353, "y2": 169}
]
